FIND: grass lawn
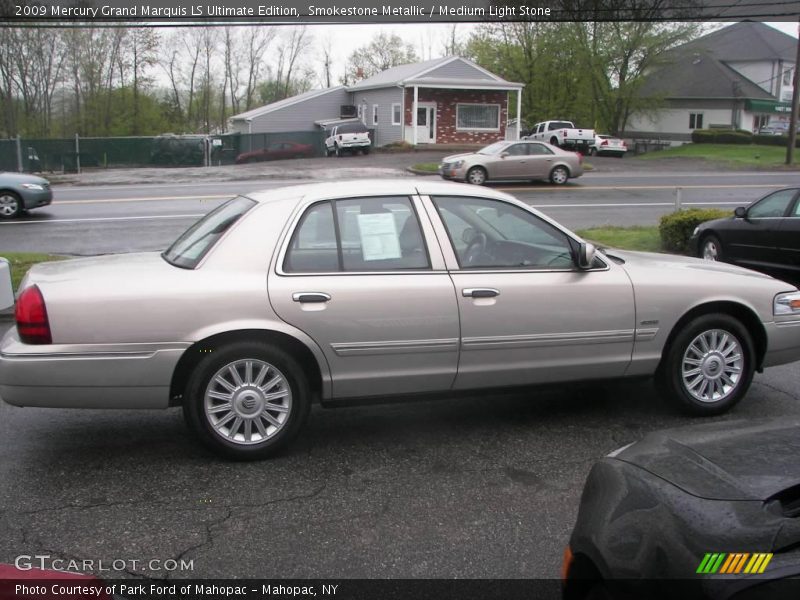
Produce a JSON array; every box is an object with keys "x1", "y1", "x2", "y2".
[
  {"x1": 0, "y1": 252, "x2": 65, "y2": 291},
  {"x1": 576, "y1": 226, "x2": 661, "y2": 252},
  {"x1": 636, "y1": 143, "x2": 799, "y2": 167},
  {"x1": 410, "y1": 162, "x2": 440, "y2": 173}
]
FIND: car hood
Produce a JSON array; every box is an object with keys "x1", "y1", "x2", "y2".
[
  {"x1": 0, "y1": 172, "x2": 49, "y2": 185},
  {"x1": 607, "y1": 248, "x2": 775, "y2": 281},
  {"x1": 614, "y1": 418, "x2": 800, "y2": 501}
]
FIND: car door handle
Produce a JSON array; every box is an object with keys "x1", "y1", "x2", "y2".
[
  {"x1": 292, "y1": 292, "x2": 331, "y2": 303},
  {"x1": 462, "y1": 288, "x2": 499, "y2": 298}
]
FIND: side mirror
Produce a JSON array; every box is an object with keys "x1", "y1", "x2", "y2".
[
  {"x1": 734, "y1": 206, "x2": 747, "y2": 218},
  {"x1": 577, "y1": 242, "x2": 596, "y2": 270},
  {"x1": 0, "y1": 258, "x2": 14, "y2": 311},
  {"x1": 500, "y1": 152, "x2": 509, "y2": 158}
]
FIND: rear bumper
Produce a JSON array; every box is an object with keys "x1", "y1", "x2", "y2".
[
  {"x1": 0, "y1": 329, "x2": 186, "y2": 409},
  {"x1": 763, "y1": 319, "x2": 800, "y2": 368}
]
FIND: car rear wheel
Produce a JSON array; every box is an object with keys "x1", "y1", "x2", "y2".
[
  {"x1": 362, "y1": 147, "x2": 370, "y2": 155},
  {"x1": 0, "y1": 191, "x2": 21, "y2": 219},
  {"x1": 658, "y1": 314, "x2": 754, "y2": 416},
  {"x1": 589, "y1": 147, "x2": 598, "y2": 156},
  {"x1": 183, "y1": 342, "x2": 311, "y2": 460},
  {"x1": 550, "y1": 166, "x2": 569, "y2": 185},
  {"x1": 700, "y1": 234, "x2": 723, "y2": 262},
  {"x1": 334, "y1": 144, "x2": 342, "y2": 157},
  {"x1": 466, "y1": 166, "x2": 487, "y2": 185},
  {"x1": 550, "y1": 137, "x2": 559, "y2": 146}
]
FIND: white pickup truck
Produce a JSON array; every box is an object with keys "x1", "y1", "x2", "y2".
[
  {"x1": 324, "y1": 121, "x2": 371, "y2": 157},
  {"x1": 524, "y1": 120, "x2": 594, "y2": 152}
]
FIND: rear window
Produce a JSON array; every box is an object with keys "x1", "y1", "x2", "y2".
[
  {"x1": 337, "y1": 123, "x2": 368, "y2": 134},
  {"x1": 548, "y1": 121, "x2": 573, "y2": 130},
  {"x1": 162, "y1": 196, "x2": 256, "y2": 269}
]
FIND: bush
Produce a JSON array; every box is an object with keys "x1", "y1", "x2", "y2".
[
  {"x1": 659, "y1": 208, "x2": 731, "y2": 254},
  {"x1": 715, "y1": 131, "x2": 752, "y2": 144},
  {"x1": 691, "y1": 129, "x2": 717, "y2": 144},
  {"x1": 752, "y1": 134, "x2": 800, "y2": 148}
]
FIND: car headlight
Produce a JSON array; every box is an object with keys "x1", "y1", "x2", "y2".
[
  {"x1": 452, "y1": 160, "x2": 464, "y2": 169},
  {"x1": 774, "y1": 292, "x2": 800, "y2": 315},
  {"x1": 21, "y1": 183, "x2": 44, "y2": 191}
]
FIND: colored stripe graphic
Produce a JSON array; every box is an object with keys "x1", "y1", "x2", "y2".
[{"x1": 699, "y1": 553, "x2": 773, "y2": 575}]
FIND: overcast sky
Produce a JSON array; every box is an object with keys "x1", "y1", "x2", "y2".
[{"x1": 311, "y1": 21, "x2": 798, "y2": 86}]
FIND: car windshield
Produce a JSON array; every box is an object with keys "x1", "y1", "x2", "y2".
[
  {"x1": 337, "y1": 123, "x2": 368, "y2": 134},
  {"x1": 478, "y1": 142, "x2": 508, "y2": 155},
  {"x1": 162, "y1": 196, "x2": 256, "y2": 269}
]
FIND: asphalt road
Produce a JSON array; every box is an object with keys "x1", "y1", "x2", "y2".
[{"x1": 1, "y1": 164, "x2": 799, "y2": 254}]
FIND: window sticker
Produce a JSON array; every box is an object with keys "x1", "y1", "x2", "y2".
[{"x1": 356, "y1": 212, "x2": 402, "y2": 261}]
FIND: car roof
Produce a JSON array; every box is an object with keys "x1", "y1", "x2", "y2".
[{"x1": 245, "y1": 179, "x2": 519, "y2": 205}]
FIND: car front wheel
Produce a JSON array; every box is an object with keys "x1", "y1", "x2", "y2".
[
  {"x1": 0, "y1": 191, "x2": 22, "y2": 219},
  {"x1": 658, "y1": 314, "x2": 754, "y2": 416},
  {"x1": 550, "y1": 166, "x2": 569, "y2": 185},
  {"x1": 700, "y1": 234, "x2": 723, "y2": 261},
  {"x1": 183, "y1": 342, "x2": 311, "y2": 460},
  {"x1": 466, "y1": 166, "x2": 487, "y2": 185}
]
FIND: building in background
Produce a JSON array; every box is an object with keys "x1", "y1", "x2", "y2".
[
  {"x1": 627, "y1": 22, "x2": 796, "y2": 144},
  {"x1": 229, "y1": 57, "x2": 524, "y2": 147}
]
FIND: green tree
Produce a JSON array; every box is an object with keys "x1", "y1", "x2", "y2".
[{"x1": 345, "y1": 32, "x2": 418, "y2": 82}]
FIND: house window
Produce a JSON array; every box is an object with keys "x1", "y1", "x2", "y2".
[
  {"x1": 689, "y1": 113, "x2": 704, "y2": 129},
  {"x1": 392, "y1": 103, "x2": 401, "y2": 126},
  {"x1": 783, "y1": 68, "x2": 793, "y2": 86},
  {"x1": 456, "y1": 104, "x2": 500, "y2": 131},
  {"x1": 372, "y1": 104, "x2": 379, "y2": 126}
]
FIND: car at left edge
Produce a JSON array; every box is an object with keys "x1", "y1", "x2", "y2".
[{"x1": 0, "y1": 171, "x2": 53, "y2": 219}]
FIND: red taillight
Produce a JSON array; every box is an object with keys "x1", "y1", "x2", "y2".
[
  {"x1": 15, "y1": 284, "x2": 51, "y2": 344},
  {"x1": 601, "y1": 140, "x2": 609, "y2": 146}
]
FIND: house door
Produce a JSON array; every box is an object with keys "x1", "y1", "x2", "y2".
[{"x1": 416, "y1": 104, "x2": 436, "y2": 143}]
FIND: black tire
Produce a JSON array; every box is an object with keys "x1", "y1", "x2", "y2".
[
  {"x1": 182, "y1": 341, "x2": 311, "y2": 460},
  {"x1": 549, "y1": 165, "x2": 570, "y2": 185},
  {"x1": 657, "y1": 314, "x2": 755, "y2": 416},
  {"x1": 700, "y1": 234, "x2": 723, "y2": 262},
  {"x1": 362, "y1": 147, "x2": 370, "y2": 155},
  {"x1": 589, "y1": 147, "x2": 598, "y2": 156},
  {"x1": 466, "y1": 166, "x2": 487, "y2": 185},
  {"x1": 550, "y1": 136, "x2": 559, "y2": 146},
  {"x1": 0, "y1": 190, "x2": 22, "y2": 219},
  {"x1": 334, "y1": 144, "x2": 341, "y2": 157}
]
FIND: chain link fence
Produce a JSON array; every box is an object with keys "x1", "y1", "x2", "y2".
[{"x1": 1, "y1": 130, "x2": 340, "y2": 173}]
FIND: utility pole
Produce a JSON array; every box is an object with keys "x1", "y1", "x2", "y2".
[{"x1": 786, "y1": 17, "x2": 800, "y2": 165}]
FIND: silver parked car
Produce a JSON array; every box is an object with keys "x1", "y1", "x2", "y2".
[
  {"x1": 439, "y1": 140, "x2": 583, "y2": 185},
  {"x1": 0, "y1": 172, "x2": 53, "y2": 219},
  {"x1": 2, "y1": 180, "x2": 800, "y2": 460}
]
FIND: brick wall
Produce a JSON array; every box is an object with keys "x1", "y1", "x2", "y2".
[{"x1": 404, "y1": 88, "x2": 509, "y2": 144}]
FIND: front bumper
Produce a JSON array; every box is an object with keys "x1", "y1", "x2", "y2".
[
  {"x1": 763, "y1": 318, "x2": 800, "y2": 368},
  {"x1": 20, "y1": 188, "x2": 52, "y2": 210},
  {"x1": 438, "y1": 164, "x2": 467, "y2": 181},
  {"x1": 0, "y1": 328, "x2": 186, "y2": 409}
]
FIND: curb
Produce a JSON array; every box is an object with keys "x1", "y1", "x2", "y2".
[{"x1": 405, "y1": 167, "x2": 439, "y2": 176}]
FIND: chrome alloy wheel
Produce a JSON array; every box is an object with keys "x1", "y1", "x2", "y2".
[
  {"x1": 681, "y1": 329, "x2": 743, "y2": 403},
  {"x1": 0, "y1": 194, "x2": 19, "y2": 217},
  {"x1": 550, "y1": 167, "x2": 568, "y2": 185},
  {"x1": 204, "y1": 359, "x2": 292, "y2": 445},
  {"x1": 702, "y1": 239, "x2": 719, "y2": 261}
]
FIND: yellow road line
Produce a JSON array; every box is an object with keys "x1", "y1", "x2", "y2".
[
  {"x1": 57, "y1": 195, "x2": 231, "y2": 205},
  {"x1": 497, "y1": 183, "x2": 787, "y2": 192}
]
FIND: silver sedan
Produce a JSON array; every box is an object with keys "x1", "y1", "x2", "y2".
[
  {"x1": 1, "y1": 180, "x2": 800, "y2": 460},
  {"x1": 0, "y1": 171, "x2": 53, "y2": 219},
  {"x1": 439, "y1": 140, "x2": 583, "y2": 185}
]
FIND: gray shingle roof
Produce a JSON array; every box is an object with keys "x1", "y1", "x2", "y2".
[
  {"x1": 639, "y1": 22, "x2": 793, "y2": 100},
  {"x1": 346, "y1": 57, "x2": 453, "y2": 91},
  {"x1": 640, "y1": 49, "x2": 774, "y2": 99},
  {"x1": 679, "y1": 21, "x2": 797, "y2": 62},
  {"x1": 230, "y1": 86, "x2": 346, "y2": 121}
]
